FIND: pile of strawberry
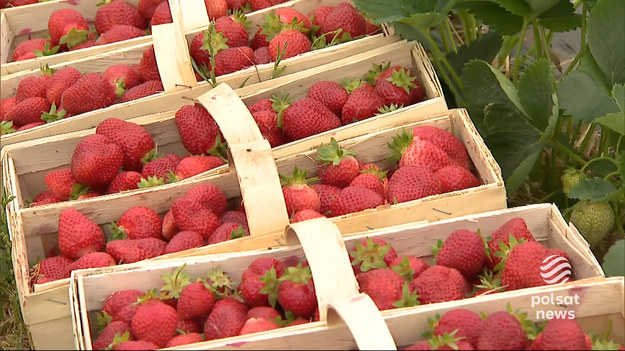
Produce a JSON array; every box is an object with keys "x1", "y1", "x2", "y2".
[
  {"x1": 26, "y1": 117, "x2": 227, "y2": 207},
  {"x1": 31, "y1": 181, "x2": 253, "y2": 284},
  {"x1": 347, "y1": 217, "x2": 575, "y2": 313},
  {"x1": 279, "y1": 125, "x2": 480, "y2": 221},
  {"x1": 90, "y1": 259, "x2": 317, "y2": 349},
  {"x1": 402, "y1": 307, "x2": 623, "y2": 350},
  {"x1": 188, "y1": 2, "x2": 380, "y2": 80}
]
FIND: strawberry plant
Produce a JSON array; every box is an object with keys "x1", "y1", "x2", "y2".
[{"x1": 356, "y1": 0, "x2": 624, "y2": 271}]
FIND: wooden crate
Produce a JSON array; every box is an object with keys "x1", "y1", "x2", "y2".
[
  {"x1": 0, "y1": 0, "x2": 402, "y2": 146},
  {"x1": 69, "y1": 204, "x2": 608, "y2": 350},
  {"x1": 5, "y1": 107, "x2": 504, "y2": 349}
]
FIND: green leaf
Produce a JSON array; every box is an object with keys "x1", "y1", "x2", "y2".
[
  {"x1": 586, "y1": 158, "x2": 618, "y2": 178},
  {"x1": 353, "y1": 0, "x2": 416, "y2": 23},
  {"x1": 567, "y1": 177, "x2": 618, "y2": 201},
  {"x1": 518, "y1": 58, "x2": 555, "y2": 130},
  {"x1": 497, "y1": 35, "x2": 521, "y2": 67},
  {"x1": 537, "y1": 0, "x2": 581, "y2": 32},
  {"x1": 493, "y1": 0, "x2": 532, "y2": 17},
  {"x1": 445, "y1": 31, "x2": 502, "y2": 78},
  {"x1": 460, "y1": 1, "x2": 523, "y2": 36},
  {"x1": 525, "y1": 0, "x2": 560, "y2": 15},
  {"x1": 612, "y1": 84, "x2": 625, "y2": 111},
  {"x1": 602, "y1": 240, "x2": 625, "y2": 276},
  {"x1": 399, "y1": 12, "x2": 447, "y2": 31},
  {"x1": 587, "y1": 0, "x2": 625, "y2": 85},
  {"x1": 619, "y1": 152, "x2": 625, "y2": 179},
  {"x1": 596, "y1": 112, "x2": 625, "y2": 135},
  {"x1": 505, "y1": 149, "x2": 542, "y2": 196},
  {"x1": 390, "y1": 22, "x2": 432, "y2": 50}
]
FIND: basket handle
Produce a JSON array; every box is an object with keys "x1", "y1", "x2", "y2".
[{"x1": 169, "y1": 0, "x2": 209, "y2": 33}]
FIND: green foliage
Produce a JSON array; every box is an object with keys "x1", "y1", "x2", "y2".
[{"x1": 602, "y1": 239, "x2": 625, "y2": 276}]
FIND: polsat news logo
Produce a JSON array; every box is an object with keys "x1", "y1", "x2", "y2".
[{"x1": 533, "y1": 254, "x2": 577, "y2": 320}]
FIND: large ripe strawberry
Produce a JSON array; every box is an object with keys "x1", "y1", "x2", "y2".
[
  {"x1": 103, "y1": 289, "x2": 145, "y2": 319},
  {"x1": 239, "y1": 265, "x2": 282, "y2": 308},
  {"x1": 501, "y1": 241, "x2": 570, "y2": 290},
  {"x1": 58, "y1": 208, "x2": 106, "y2": 260},
  {"x1": 291, "y1": 209, "x2": 325, "y2": 223},
  {"x1": 111, "y1": 206, "x2": 163, "y2": 240},
  {"x1": 11, "y1": 39, "x2": 56, "y2": 62},
  {"x1": 412, "y1": 126, "x2": 470, "y2": 169},
  {"x1": 138, "y1": 0, "x2": 165, "y2": 19},
  {"x1": 161, "y1": 209, "x2": 179, "y2": 241},
  {"x1": 341, "y1": 83, "x2": 384, "y2": 124},
  {"x1": 433, "y1": 309, "x2": 484, "y2": 347},
  {"x1": 388, "y1": 130, "x2": 451, "y2": 172},
  {"x1": 251, "y1": 109, "x2": 288, "y2": 147},
  {"x1": 16, "y1": 73, "x2": 52, "y2": 103},
  {"x1": 386, "y1": 165, "x2": 441, "y2": 204},
  {"x1": 170, "y1": 197, "x2": 220, "y2": 240},
  {"x1": 204, "y1": 298, "x2": 248, "y2": 340},
  {"x1": 93, "y1": 320, "x2": 133, "y2": 350},
  {"x1": 166, "y1": 333, "x2": 204, "y2": 347},
  {"x1": 174, "y1": 104, "x2": 222, "y2": 155},
  {"x1": 163, "y1": 231, "x2": 204, "y2": 254},
  {"x1": 268, "y1": 29, "x2": 311, "y2": 61},
  {"x1": 106, "y1": 171, "x2": 144, "y2": 194},
  {"x1": 120, "y1": 79, "x2": 163, "y2": 102},
  {"x1": 356, "y1": 268, "x2": 407, "y2": 310},
  {"x1": 138, "y1": 45, "x2": 161, "y2": 82},
  {"x1": 48, "y1": 8, "x2": 89, "y2": 49},
  {"x1": 249, "y1": 0, "x2": 271, "y2": 11},
  {"x1": 307, "y1": 81, "x2": 349, "y2": 117},
  {"x1": 434, "y1": 165, "x2": 481, "y2": 193},
  {"x1": 30, "y1": 191, "x2": 61, "y2": 208},
  {"x1": 95, "y1": 0, "x2": 147, "y2": 35},
  {"x1": 61, "y1": 73, "x2": 116, "y2": 115},
  {"x1": 349, "y1": 168, "x2": 387, "y2": 198},
  {"x1": 173, "y1": 155, "x2": 225, "y2": 181},
  {"x1": 68, "y1": 251, "x2": 116, "y2": 271},
  {"x1": 221, "y1": 210, "x2": 248, "y2": 228},
  {"x1": 309, "y1": 6, "x2": 334, "y2": 30},
  {"x1": 247, "y1": 306, "x2": 281, "y2": 320},
  {"x1": 142, "y1": 154, "x2": 180, "y2": 180},
  {"x1": 71, "y1": 134, "x2": 123, "y2": 188},
  {"x1": 96, "y1": 118, "x2": 156, "y2": 172},
  {"x1": 95, "y1": 24, "x2": 145, "y2": 45},
  {"x1": 277, "y1": 263, "x2": 317, "y2": 318},
  {"x1": 280, "y1": 167, "x2": 321, "y2": 216},
  {"x1": 5, "y1": 97, "x2": 50, "y2": 127},
  {"x1": 435, "y1": 229, "x2": 486, "y2": 280},
  {"x1": 486, "y1": 217, "x2": 536, "y2": 271},
  {"x1": 44, "y1": 168, "x2": 79, "y2": 201},
  {"x1": 106, "y1": 237, "x2": 167, "y2": 263},
  {"x1": 409, "y1": 265, "x2": 469, "y2": 304},
  {"x1": 207, "y1": 222, "x2": 248, "y2": 245},
  {"x1": 34, "y1": 255, "x2": 72, "y2": 283},
  {"x1": 330, "y1": 186, "x2": 384, "y2": 216},
  {"x1": 130, "y1": 300, "x2": 178, "y2": 348},
  {"x1": 243, "y1": 257, "x2": 286, "y2": 281},
  {"x1": 184, "y1": 184, "x2": 227, "y2": 217},
  {"x1": 282, "y1": 98, "x2": 340, "y2": 141},
  {"x1": 149, "y1": 1, "x2": 172, "y2": 26},
  {"x1": 215, "y1": 15, "x2": 249, "y2": 48},
  {"x1": 46, "y1": 67, "x2": 83, "y2": 107},
  {"x1": 388, "y1": 255, "x2": 429, "y2": 281},
  {"x1": 204, "y1": 0, "x2": 227, "y2": 20},
  {"x1": 239, "y1": 317, "x2": 281, "y2": 335},
  {"x1": 177, "y1": 281, "x2": 215, "y2": 320},
  {"x1": 375, "y1": 66, "x2": 424, "y2": 107},
  {"x1": 531, "y1": 318, "x2": 587, "y2": 350},
  {"x1": 477, "y1": 311, "x2": 528, "y2": 350},
  {"x1": 213, "y1": 46, "x2": 255, "y2": 76},
  {"x1": 349, "y1": 237, "x2": 398, "y2": 274},
  {"x1": 1, "y1": 97, "x2": 16, "y2": 121},
  {"x1": 311, "y1": 183, "x2": 341, "y2": 215},
  {"x1": 319, "y1": 3, "x2": 366, "y2": 40},
  {"x1": 251, "y1": 28, "x2": 269, "y2": 50},
  {"x1": 317, "y1": 137, "x2": 360, "y2": 188},
  {"x1": 189, "y1": 32, "x2": 212, "y2": 69}
]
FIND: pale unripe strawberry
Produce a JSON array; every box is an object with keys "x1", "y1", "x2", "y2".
[{"x1": 570, "y1": 200, "x2": 614, "y2": 247}]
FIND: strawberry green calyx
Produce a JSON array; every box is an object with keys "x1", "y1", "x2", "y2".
[
  {"x1": 207, "y1": 134, "x2": 228, "y2": 162},
  {"x1": 140, "y1": 147, "x2": 162, "y2": 165},
  {"x1": 271, "y1": 310, "x2": 297, "y2": 327},
  {"x1": 350, "y1": 237, "x2": 390, "y2": 272},
  {"x1": 270, "y1": 91, "x2": 291, "y2": 128},
  {"x1": 259, "y1": 267, "x2": 281, "y2": 308},
  {"x1": 1, "y1": 121, "x2": 16, "y2": 135},
  {"x1": 68, "y1": 183, "x2": 91, "y2": 200},
  {"x1": 232, "y1": 10, "x2": 251, "y2": 30},
  {"x1": 33, "y1": 42, "x2": 60, "y2": 57},
  {"x1": 391, "y1": 256, "x2": 416, "y2": 281},
  {"x1": 95, "y1": 311, "x2": 113, "y2": 334},
  {"x1": 59, "y1": 27, "x2": 89, "y2": 48},
  {"x1": 104, "y1": 331, "x2": 131, "y2": 351},
  {"x1": 271, "y1": 41, "x2": 288, "y2": 79},
  {"x1": 317, "y1": 137, "x2": 357, "y2": 166},
  {"x1": 132, "y1": 288, "x2": 160, "y2": 306},
  {"x1": 137, "y1": 176, "x2": 165, "y2": 188},
  {"x1": 422, "y1": 314, "x2": 441, "y2": 338},
  {"x1": 229, "y1": 225, "x2": 247, "y2": 240},
  {"x1": 96, "y1": 0, "x2": 113, "y2": 6},
  {"x1": 376, "y1": 103, "x2": 402, "y2": 116},
  {"x1": 114, "y1": 77, "x2": 127, "y2": 98},
  {"x1": 364, "y1": 62, "x2": 390, "y2": 86},
  {"x1": 200, "y1": 22, "x2": 227, "y2": 86},
  {"x1": 166, "y1": 170, "x2": 179, "y2": 183},
  {"x1": 492, "y1": 234, "x2": 525, "y2": 272},
  {"x1": 386, "y1": 129, "x2": 413, "y2": 163},
  {"x1": 202, "y1": 267, "x2": 234, "y2": 299},
  {"x1": 311, "y1": 28, "x2": 351, "y2": 50},
  {"x1": 590, "y1": 320, "x2": 621, "y2": 350},
  {"x1": 280, "y1": 166, "x2": 317, "y2": 187},
  {"x1": 279, "y1": 263, "x2": 312, "y2": 285},
  {"x1": 107, "y1": 222, "x2": 128, "y2": 241},
  {"x1": 507, "y1": 303, "x2": 540, "y2": 339},
  {"x1": 360, "y1": 166, "x2": 387, "y2": 180},
  {"x1": 473, "y1": 268, "x2": 504, "y2": 295},
  {"x1": 431, "y1": 238, "x2": 444, "y2": 257},
  {"x1": 387, "y1": 67, "x2": 418, "y2": 94},
  {"x1": 260, "y1": 13, "x2": 307, "y2": 41},
  {"x1": 41, "y1": 102, "x2": 67, "y2": 123},
  {"x1": 392, "y1": 282, "x2": 420, "y2": 308},
  {"x1": 342, "y1": 78, "x2": 363, "y2": 94},
  {"x1": 427, "y1": 331, "x2": 463, "y2": 350},
  {"x1": 39, "y1": 64, "x2": 56, "y2": 76},
  {"x1": 160, "y1": 265, "x2": 191, "y2": 299}
]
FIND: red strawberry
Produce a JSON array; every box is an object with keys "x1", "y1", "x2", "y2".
[
  {"x1": 204, "y1": 298, "x2": 248, "y2": 340},
  {"x1": 162, "y1": 210, "x2": 179, "y2": 240},
  {"x1": 330, "y1": 186, "x2": 384, "y2": 216},
  {"x1": 174, "y1": 104, "x2": 222, "y2": 155},
  {"x1": 177, "y1": 319, "x2": 200, "y2": 334},
  {"x1": 204, "y1": 0, "x2": 228, "y2": 20},
  {"x1": 69, "y1": 39, "x2": 97, "y2": 51},
  {"x1": 113, "y1": 340, "x2": 158, "y2": 350},
  {"x1": 103, "y1": 289, "x2": 145, "y2": 319},
  {"x1": 434, "y1": 309, "x2": 484, "y2": 347},
  {"x1": 349, "y1": 169, "x2": 387, "y2": 198},
  {"x1": 436, "y1": 229, "x2": 486, "y2": 280},
  {"x1": 317, "y1": 138, "x2": 360, "y2": 187},
  {"x1": 142, "y1": 154, "x2": 181, "y2": 179},
  {"x1": 173, "y1": 155, "x2": 225, "y2": 180},
  {"x1": 246, "y1": 306, "x2": 281, "y2": 320},
  {"x1": 120, "y1": 80, "x2": 163, "y2": 102},
  {"x1": 249, "y1": 0, "x2": 272, "y2": 10},
  {"x1": 177, "y1": 281, "x2": 215, "y2": 319},
  {"x1": 96, "y1": 118, "x2": 155, "y2": 172},
  {"x1": 68, "y1": 251, "x2": 116, "y2": 271},
  {"x1": 409, "y1": 265, "x2": 469, "y2": 304},
  {"x1": 5, "y1": 97, "x2": 50, "y2": 126},
  {"x1": 282, "y1": 98, "x2": 341, "y2": 141},
  {"x1": 165, "y1": 333, "x2": 204, "y2": 347},
  {"x1": 277, "y1": 263, "x2": 317, "y2": 318},
  {"x1": 17, "y1": 121, "x2": 46, "y2": 131},
  {"x1": 214, "y1": 46, "x2": 255, "y2": 76},
  {"x1": 44, "y1": 168, "x2": 80, "y2": 201},
  {"x1": 253, "y1": 46, "x2": 272, "y2": 64},
  {"x1": 93, "y1": 320, "x2": 133, "y2": 350},
  {"x1": 268, "y1": 29, "x2": 311, "y2": 61},
  {"x1": 412, "y1": 126, "x2": 470, "y2": 169},
  {"x1": 149, "y1": 1, "x2": 172, "y2": 26},
  {"x1": 388, "y1": 255, "x2": 429, "y2": 281},
  {"x1": 248, "y1": 98, "x2": 273, "y2": 113},
  {"x1": 531, "y1": 318, "x2": 587, "y2": 350},
  {"x1": 251, "y1": 109, "x2": 287, "y2": 147},
  {"x1": 307, "y1": 81, "x2": 349, "y2": 117},
  {"x1": 58, "y1": 208, "x2": 106, "y2": 260},
  {"x1": 434, "y1": 165, "x2": 481, "y2": 193},
  {"x1": 320, "y1": 4, "x2": 366, "y2": 40},
  {"x1": 138, "y1": 0, "x2": 165, "y2": 19},
  {"x1": 46, "y1": 67, "x2": 83, "y2": 107},
  {"x1": 404, "y1": 341, "x2": 432, "y2": 350},
  {"x1": 11, "y1": 39, "x2": 55, "y2": 62},
  {"x1": 106, "y1": 171, "x2": 144, "y2": 194},
  {"x1": 311, "y1": 184, "x2": 341, "y2": 215},
  {"x1": 215, "y1": 16, "x2": 249, "y2": 48},
  {"x1": 251, "y1": 28, "x2": 269, "y2": 50},
  {"x1": 1, "y1": 97, "x2": 17, "y2": 121},
  {"x1": 356, "y1": 268, "x2": 406, "y2": 310},
  {"x1": 375, "y1": 66, "x2": 424, "y2": 107},
  {"x1": 239, "y1": 317, "x2": 280, "y2": 335},
  {"x1": 291, "y1": 209, "x2": 325, "y2": 223},
  {"x1": 61, "y1": 73, "x2": 116, "y2": 115},
  {"x1": 244, "y1": 257, "x2": 286, "y2": 280},
  {"x1": 208, "y1": 222, "x2": 248, "y2": 245},
  {"x1": 349, "y1": 237, "x2": 398, "y2": 274},
  {"x1": 171, "y1": 198, "x2": 220, "y2": 239},
  {"x1": 96, "y1": 25, "x2": 145, "y2": 45},
  {"x1": 487, "y1": 218, "x2": 536, "y2": 271},
  {"x1": 386, "y1": 165, "x2": 441, "y2": 204},
  {"x1": 106, "y1": 237, "x2": 167, "y2": 263},
  {"x1": 112, "y1": 206, "x2": 163, "y2": 240},
  {"x1": 501, "y1": 242, "x2": 569, "y2": 290},
  {"x1": 389, "y1": 131, "x2": 451, "y2": 172},
  {"x1": 189, "y1": 32, "x2": 212, "y2": 69},
  {"x1": 130, "y1": 300, "x2": 178, "y2": 348},
  {"x1": 71, "y1": 134, "x2": 123, "y2": 188},
  {"x1": 280, "y1": 167, "x2": 321, "y2": 216},
  {"x1": 48, "y1": 8, "x2": 89, "y2": 49},
  {"x1": 341, "y1": 83, "x2": 384, "y2": 124},
  {"x1": 184, "y1": 184, "x2": 227, "y2": 217},
  {"x1": 240, "y1": 263, "x2": 282, "y2": 308},
  {"x1": 309, "y1": 6, "x2": 334, "y2": 30},
  {"x1": 16, "y1": 74, "x2": 51, "y2": 103},
  {"x1": 138, "y1": 46, "x2": 161, "y2": 82},
  {"x1": 102, "y1": 63, "x2": 144, "y2": 92},
  {"x1": 95, "y1": 0, "x2": 147, "y2": 35},
  {"x1": 477, "y1": 311, "x2": 528, "y2": 350},
  {"x1": 220, "y1": 211, "x2": 249, "y2": 228},
  {"x1": 163, "y1": 231, "x2": 205, "y2": 254},
  {"x1": 34, "y1": 256, "x2": 72, "y2": 283}
]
